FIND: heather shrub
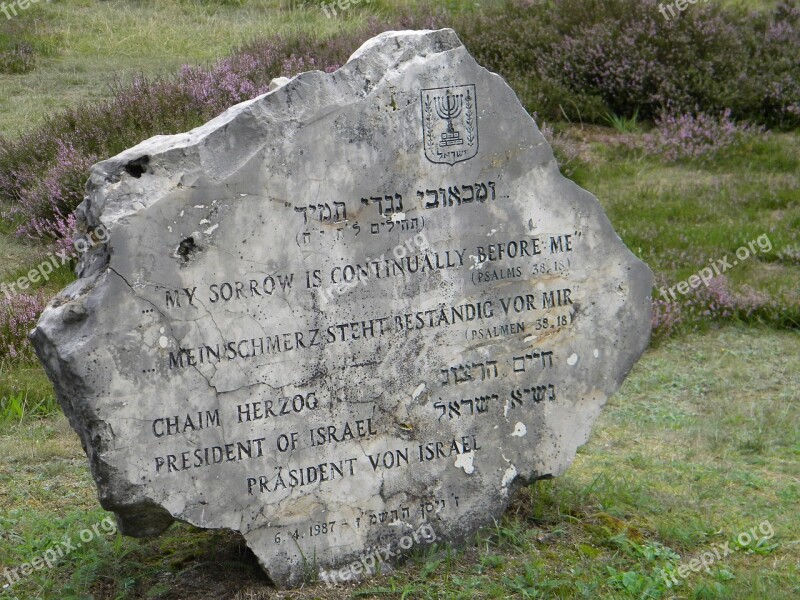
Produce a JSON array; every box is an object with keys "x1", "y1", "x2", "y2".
[
  {"x1": 777, "y1": 244, "x2": 800, "y2": 265},
  {"x1": 651, "y1": 274, "x2": 798, "y2": 342},
  {"x1": 643, "y1": 109, "x2": 760, "y2": 162},
  {"x1": 651, "y1": 297, "x2": 683, "y2": 341},
  {"x1": 746, "y1": 0, "x2": 800, "y2": 128},
  {"x1": 7, "y1": 142, "x2": 97, "y2": 241},
  {"x1": 0, "y1": 292, "x2": 47, "y2": 363},
  {"x1": 687, "y1": 275, "x2": 800, "y2": 329},
  {"x1": 456, "y1": 0, "x2": 800, "y2": 127}
]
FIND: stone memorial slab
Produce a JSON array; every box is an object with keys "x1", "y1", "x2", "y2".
[{"x1": 31, "y1": 28, "x2": 653, "y2": 588}]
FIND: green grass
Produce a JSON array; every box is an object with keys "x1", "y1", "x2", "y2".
[
  {"x1": 553, "y1": 127, "x2": 800, "y2": 328},
  {"x1": 604, "y1": 110, "x2": 642, "y2": 134},
  {"x1": 0, "y1": 221, "x2": 42, "y2": 283},
  {"x1": 0, "y1": 360, "x2": 58, "y2": 425},
  {"x1": 1, "y1": 327, "x2": 797, "y2": 598}
]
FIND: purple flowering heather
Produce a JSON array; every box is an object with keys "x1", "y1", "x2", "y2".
[
  {"x1": 684, "y1": 275, "x2": 773, "y2": 321},
  {"x1": 651, "y1": 297, "x2": 683, "y2": 339},
  {"x1": 644, "y1": 109, "x2": 759, "y2": 162},
  {"x1": 650, "y1": 273, "x2": 788, "y2": 340},
  {"x1": 459, "y1": 0, "x2": 800, "y2": 126},
  {"x1": 7, "y1": 141, "x2": 96, "y2": 241},
  {"x1": 0, "y1": 291, "x2": 48, "y2": 363}
]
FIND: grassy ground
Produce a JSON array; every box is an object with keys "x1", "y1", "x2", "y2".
[
  {"x1": 1, "y1": 326, "x2": 797, "y2": 598},
  {"x1": 559, "y1": 128, "x2": 800, "y2": 311}
]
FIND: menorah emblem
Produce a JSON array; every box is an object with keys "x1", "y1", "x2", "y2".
[
  {"x1": 435, "y1": 92, "x2": 464, "y2": 147},
  {"x1": 421, "y1": 84, "x2": 478, "y2": 165}
]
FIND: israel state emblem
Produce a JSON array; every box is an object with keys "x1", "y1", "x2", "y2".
[{"x1": 421, "y1": 84, "x2": 478, "y2": 165}]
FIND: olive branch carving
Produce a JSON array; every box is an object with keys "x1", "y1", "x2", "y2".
[{"x1": 465, "y1": 89, "x2": 475, "y2": 147}]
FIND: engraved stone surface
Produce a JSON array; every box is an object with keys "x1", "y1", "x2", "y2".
[{"x1": 31, "y1": 28, "x2": 653, "y2": 588}]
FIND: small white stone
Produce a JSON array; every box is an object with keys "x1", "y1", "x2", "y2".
[
  {"x1": 501, "y1": 465, "x2": 518, "y2": 490},
  {"x1": 454, "y1": 452, "x2": 474, "y2": 474},
  {"x1": 269, "y1": 76, "x2": 291, "y2": 91}
]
